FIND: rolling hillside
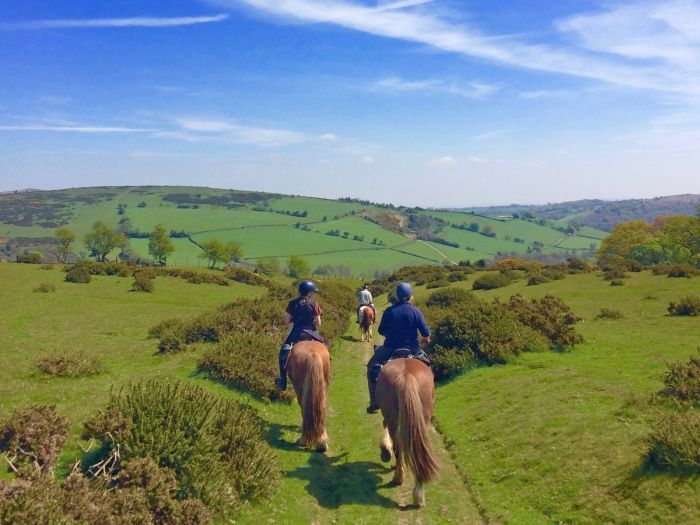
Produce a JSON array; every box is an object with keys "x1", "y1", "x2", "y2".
[{"x1": 0, "y1": 186, "x2": 607, "y2": 276}]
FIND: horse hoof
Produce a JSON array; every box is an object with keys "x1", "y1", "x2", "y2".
[
  {"x1": 380, "y1": 447, "x2": 392, "y2": 463},
  {"x1": 316, "y1": 443, "x2": 328, "y2": 453},
  {"x1": 295, "y1": 438, "x2": 304, "y2": 448}
]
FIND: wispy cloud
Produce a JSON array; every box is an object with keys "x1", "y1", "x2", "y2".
[
  {"x1": 472, "y1": 129, "x2": 506, "y2": 140},
  {"x1": 518, "y1": 89, "x2": 576, "y2": 100},
  {"x1": 372, "y1": 76, "x2": 499, "y2": 99},
  {"x1": 362, "y1": 155, "x2": 376, "y2": 164},
  {"x1": 429, "y1": 155, "x2": 456, "y2": 166},
  {"x1": 0, "y1": 14, "x2": 229, "y2": 31},
  {"x1": 0, "y1": 124, "x2": 153, "y2": 133},
  {"x1": 218, "y1": 0, "x2": 700, "y2": 97}
]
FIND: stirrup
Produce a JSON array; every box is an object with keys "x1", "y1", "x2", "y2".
[
  {"x1": 275, "y1": 377, "x2": 287, "y2": 391},
  {"x1": 366, "y1": 403, "x2": 379, "y2": 414}
]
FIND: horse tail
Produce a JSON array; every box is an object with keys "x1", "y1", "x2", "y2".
[
  {"x1": 301, "y1": 351, "x2": 326, "y2": 448},
  {"x1": 361, "y1": 306, "x2": 373, "y2": 331},
  {"x1": 395, "y1": 372, "x2": 439, "y2": 484}
]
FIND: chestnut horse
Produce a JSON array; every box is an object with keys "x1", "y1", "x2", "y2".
[
  {"x1": 376, "y1": 358, "x2": 439, "y2": 507},
  {"x1": 286, "y1": 340, "x2": 330, "y2": 452},
  {"x1": 359, "y1": 305, "x2": 375, "y2": 342}
]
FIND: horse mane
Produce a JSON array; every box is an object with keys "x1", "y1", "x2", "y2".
[
  {"x1": 301, "y1": 351, "x2": 326, "y2": 448},
  {"x1": 395, "y1": 372, "x2": 439, "y2": 484}
]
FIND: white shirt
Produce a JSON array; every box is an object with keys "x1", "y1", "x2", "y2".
[{"x1": 359, "y1": 289, "x2": 373, "y2": 305}]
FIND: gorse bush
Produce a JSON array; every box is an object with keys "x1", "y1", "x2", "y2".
[
  {"x1": 662, "y1": 350, "x2": 700, "y2": 402},
  {"x1": 668, "y1": 296, "x2": 700, "y2": 316},
  {"x1": 0, "y1": 405, "x2": 68, "y2": 471},
  {"x1": 472, "y1": 272, "x2": 512, "y2": 290},
  {"x1": 36, "y1": 348, "x2": 105, "y2": 378},
  {"x1": 527, "y1": 273, "x2": 550, "y2": 286},
  {"x1": 131, "y1": 268, "x2": 155, "y2": 293},
  {"x1": 596, "y1": 308, "x2": 624, "y2": 320},
  {"x1": 369, "y1": 264, "x2": 472, "y2": 296},
  {"x1": 0, "y1": 458, "x2": 212, "y2": 524},
  {"x1": 17, "y1": 252, "x2": 42, "y2": 264},
  {"x1": 419, "y1": 289, "x2": 582, "y2": 379},
  {"x1": 65, "y1": 263, "x2": 91, "y2": 284},
  {"x1": 83, "y1": 380, "x2": 278, "y2": 517},
  {"x1": 646, "y1": 408, "x2": 700, "y2": 472},
  {"x1": 667, "y1": 264, "x2": 698, "y2": 278},
  {"x1": 34, "y1": 282, "x2": 56, "y2": 293}
]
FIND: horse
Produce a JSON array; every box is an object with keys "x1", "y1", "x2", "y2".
[
  {"x1": 359, "y1": 305, "x2": 375, "y2": 342},
  {"x1": 376, "y1": 357, "x2": 439, "y2": 507},
  {"x1": 286, "y1": 340, "x2": 330, "y2": 452}
]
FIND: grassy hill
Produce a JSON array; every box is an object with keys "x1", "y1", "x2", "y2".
[
  {"x1": 0, "y1": 186, "x2": 607, "y2": 276},
  {"x1": 1, "y1": 264, "x2": 699, "y2": 523}
]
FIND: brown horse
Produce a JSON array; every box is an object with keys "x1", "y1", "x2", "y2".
[
  {"x1": 359, "y1": 305, "x2": 375, "y2": 342},
  {"x1": 286, "y1": 340, "x2": 330, "y2": 452},
  {"x1": 376, "y1": 358, "x2": 439, "y2": 507}
]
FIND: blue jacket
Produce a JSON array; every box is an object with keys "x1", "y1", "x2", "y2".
[{"x1": 378, "y1": 301, "x2": 431, "y2": 351}]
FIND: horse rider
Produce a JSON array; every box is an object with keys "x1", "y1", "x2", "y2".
[
  {"x1": 366, "y1": 282, "x2": 431, "y2": 413},
  {"x1": 357, "y1": 284, "x2": 376, "y2": 324},
  {"x1": 275, "y1": 280, "x2": 323, "y2": 391}
]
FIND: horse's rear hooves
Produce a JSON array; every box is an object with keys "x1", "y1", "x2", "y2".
[
  {"x1": 380, "y1": 447, "x2": 392, "y2": 463},
  {"x1": 316, "y1": 443, "x2": 328, "y2": 453}
]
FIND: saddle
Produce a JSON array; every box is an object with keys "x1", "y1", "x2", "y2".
[{"x1": 297, "y1": 329, "x2": 327, "y2": 345}]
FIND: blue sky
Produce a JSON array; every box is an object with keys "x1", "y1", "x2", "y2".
[{"x1": 1, "y1": 0, "x2": 699, "y2": 206}]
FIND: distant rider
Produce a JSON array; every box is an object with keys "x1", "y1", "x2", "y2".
[
  {"x1": 357, "y1": 284, "x2": 376, "y2": 324},
  {"x1": 275, "y1": 280, "x2": 323, "y2": 391},
  {"x1": 366, "y1": 282, "x2": 431, "y2": 413}
]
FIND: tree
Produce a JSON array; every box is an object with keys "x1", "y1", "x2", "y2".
[
  {"x1": 84, "y1": 221, "x2": 125, "y2": 262},
  {"x1": 148, "y1": 224, "x2": 175, "y2": 266},
  {"x1": 55, "y1": 227, "x2": 75, "y2": 263},
  {"x1": 596, "y1": 220, "x2": 651, "y2": 265},
  {"x1": 481, "y1": 224, "x2": 496, "y2": 237},
  {"x1": 256, "y1": 258, "x2": 280, "y2": 275},
  {"x1": 287, "y1": 255, "x2": 310, "y2": 278},
  {"x1": 198, "y1": 240, "x2": 243, "y2": 269}
]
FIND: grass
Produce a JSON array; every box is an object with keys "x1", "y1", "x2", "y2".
[{"x1": 2, "y1": 263, "x2": 700, "y2": 523}]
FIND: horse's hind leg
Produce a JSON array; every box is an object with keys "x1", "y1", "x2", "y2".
[
  {"x1": 380, "y1": 422, "x2": 393, "y2": 463},
  {"x1": 413, "y1": 482, "x2": 425, "y2": 507},
  {"x1": 392, "y1": 443, "x2": 405, "y2": 486},
  {"x1": 316, "y1": 428, "x2": 329, "y2": 453}
]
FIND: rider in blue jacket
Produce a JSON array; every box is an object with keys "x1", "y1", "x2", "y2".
[{"x1": 366, "y1": 282, "x2": 431, "y2": 413}]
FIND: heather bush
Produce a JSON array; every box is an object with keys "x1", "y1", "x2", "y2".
[
  {"x1": 668, "y1": 296, "x2": 700, "y2": 316},
  {"x1": 662, "y1": 350, "x2": 700, "y2": 402},
  {"x1": 0, "y1": 405, "x2": 68, "y2": 471},
  {"x1": 472, "y1": 272, "x2": 512, "y2": 290},
  {"x1": 34, "y1": 282, "x2": 56, "y2": 293},
  {"x1": 83, "y1": 380, "x2": 278, "y2": 516},
  {"x1": 36, "y1": 348, "x2": 105, "y2": 378},
  {"x1": 646, "y1": 408, "x2": 700, "y2": 471}
]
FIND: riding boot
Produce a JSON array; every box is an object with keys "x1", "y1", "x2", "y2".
[
  {"x1": 366, "y1": 360, "x2": 381, "y2": 414},
  {"x1": 275, "y1": 344, "x2": 292, "y2": 390}
]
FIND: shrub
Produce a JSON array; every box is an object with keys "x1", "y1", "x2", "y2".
[
  {"x1": 541, "y1": 268, "x2": 566, "y2": 281},
  {"x1": 17, "y1": 252, "x2": 42, "y2": 264},
  {"x1": 668, "y1": 296, "x2": 700, "y2": 316},
  {"x1": 667, "y1": 264, "x2": 699, "y2": 278},
  {"x1": 472, "y1": 272, "x2": 511, "y2": 290},
  {"x1": 131, "y1": 269, "x2": 155, "y2": 293},
  {"x1": 224, "y1": 265, "x2": 267, "y2": 286},
  {"x1": 34, "y1": 282, "x2": 56, "y2": 293},
  {"x1": 646, "y1": 409, "x2": 700, "y2": 471},
  {"x1": 527, "y1": 273, "x2": 550, "y2": 286},
  {"x1": 65, "y1": 262, "x2": 91, "y2": 284},
  {"x1": 662, "y1": 350, "x2": 700, "y2": 401},
  {"x1": 426, "y1": 279, "x2": 449, "y2": 289},
  {"x1": 429, "y1": 345, "x2": 475, "y2": 379},
  {"x1": 652, "y1": 263, "x2": 673, "y2": 276},
  {"x1": 39, "y1": 264, "x2": 54, "y2": 270},
  {"x1": 503, "y1": 295, "x2": 583, "y2": 349},
  {"x1": 424, "y1": 287, "x2": 477, "y2": 309},
  {"x1": 0, "y1": 405, "x2": 68, "y2": 471},
  {"x1": 603, "y1": 268, "x2": 627, "y2": 281},
  {"x1": 596, "y1": 308, "x2": 624, "y2": 320},
  {"x1": 610, "y1": 279, "x2": 624, "y2": 286},
  {"x1": 36, "y1": 348, "x2": 104, "y2": 378},
  {"x1": 83, "y1": 380, "x2": 278, "y2": 516}
]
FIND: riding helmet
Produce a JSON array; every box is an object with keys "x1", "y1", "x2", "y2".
[
  {"x1": 298, "y1": 280, "x2": 319, "y2": 295},
  {"x1": 395, "y1": 282, "x2": 413, "y2": 300}
]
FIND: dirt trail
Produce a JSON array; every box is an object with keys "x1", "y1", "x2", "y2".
[{"x1": 236, "y1": 322, "x2": 485, "y2": 524}]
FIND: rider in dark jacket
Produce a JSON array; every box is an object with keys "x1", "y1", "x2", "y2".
[
  {"x1": 366, "y1": 282, "x2": 431, "y2": 413},
  {"x1": 275, "y1": 280, "x2": 323, "y2": 391}
]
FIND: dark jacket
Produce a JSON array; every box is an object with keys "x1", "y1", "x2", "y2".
[{"x1": 378, "y1": 301, "x2": 430, "y2": 351}]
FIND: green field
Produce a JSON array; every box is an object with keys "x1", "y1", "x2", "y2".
[
  {"x1": 1, "y1": 186, "x2": 608, "y2": 275},
  {"x1": 2, "y1": 263, "x2": 699, "y2": 523}
]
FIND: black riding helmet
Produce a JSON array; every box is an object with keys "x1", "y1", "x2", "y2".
[{"x1": 298, "y1": 280, "x2": 319, "y2": 296}]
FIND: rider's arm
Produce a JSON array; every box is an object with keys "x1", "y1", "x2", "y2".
[
  {"x1": 377, "y1": 309, "x2": 389, "y2": 336},
  {"x1": 285, "y1": 312, "x2": 293, "y2": 327},
  {"x1": 314, "y1": 315, "x2": 321, "y2": 326},
  {"x1": 416, "y1": 309, "x2": 431, "y2": 338},
  {"x1": 314, "y1": 303, "x2": 322, "y2": 327}
]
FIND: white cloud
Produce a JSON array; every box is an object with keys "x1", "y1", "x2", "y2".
[
  {"x1": 218, "y1": 0, "x2": 700, "y2": 97},
  {"x1": 0, "y1": 14, "x2": 229, "y2": 30},
  {"x1": 472, "y1": 130, "x2": 506, "y2": 140},
  {"x1": 466, "y1": 155, "x2": 488, "y2": 163},
  {"x1": 362, "y1": 155, "x2": 375, "y2": 164},
  {"x1": 0, "y1": 124, "x2": 153, "y2": 133},
  {"x1": 319, "y1": 133, "x2": 337, "y2": 141},
  {"x1": 429, "y1": 155, "x2": 456, "y2": 166},
  {"x1": 518, "y1": 89, "x2": 575, "y2": 100},
  {"x1": 373, "y1": 76, "x2": 499, "y2": 99},
  {"x1": 164, "y1": 117, "x2": 310, "y2": 146}
]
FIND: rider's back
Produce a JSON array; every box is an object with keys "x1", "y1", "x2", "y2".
[{"x1": 378, "y1": 302, "x2": 430, "y2": 351}]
